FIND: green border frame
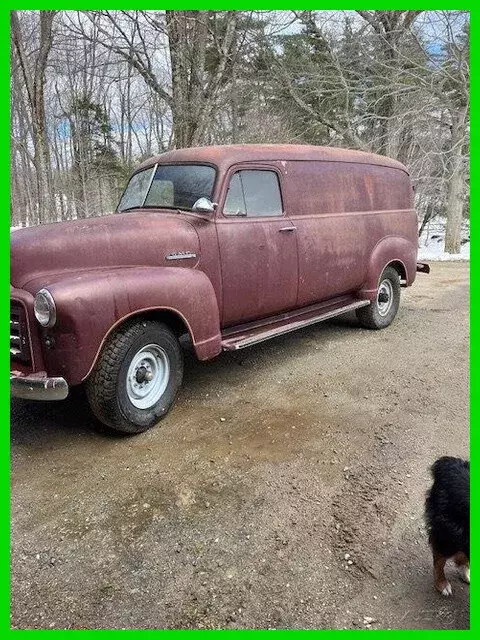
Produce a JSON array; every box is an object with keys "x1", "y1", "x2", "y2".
[{"x1": 5, "y1": 4, "x2": 472, "y2": 635}]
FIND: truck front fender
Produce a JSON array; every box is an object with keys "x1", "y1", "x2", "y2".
[
  {"x1": 359, "y1": 236, "x2": 417, "y2": 301},
  {"x1": 41, "y1": 267, "x2": 222, "y2": 385}
]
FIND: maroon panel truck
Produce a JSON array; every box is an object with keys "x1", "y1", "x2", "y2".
[{"x1": 10, "y1": 144, "x2": 429, "y2": 433}]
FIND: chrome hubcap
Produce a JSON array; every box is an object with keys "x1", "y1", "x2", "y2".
[
  {"x1": 377, "y1": 279, "x2": 393, "y2": 317},
  {"x1": 126, "y1": 344, "x2": 170, "y2": 409}
]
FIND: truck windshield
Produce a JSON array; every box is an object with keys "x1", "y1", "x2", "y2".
[{"x1": 117, "y1": 164, "x2": 216, "y2": 213}]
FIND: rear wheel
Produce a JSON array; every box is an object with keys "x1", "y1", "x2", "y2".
[
  {"x1": 356, "y1": 266, "x2": 401, "y2": 329},
  {"x1": 86, "y1": 320, "x2": 183, "y2": 433}
]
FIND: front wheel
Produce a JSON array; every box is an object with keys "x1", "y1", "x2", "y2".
[
  {"x1": 356, "y1": 266, "x2": 401, "y2": 330},
  {"x1": 86, "y1": 320, "x2": 183, "y2": 433}
]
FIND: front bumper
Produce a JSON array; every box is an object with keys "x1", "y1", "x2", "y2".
[{"x1": 10, "y1": 373, "x2": 69, "y2": 401}]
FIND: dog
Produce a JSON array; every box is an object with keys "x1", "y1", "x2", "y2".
[{"x1": 425, "y1": 456, "x2": 470, "y2": 596}]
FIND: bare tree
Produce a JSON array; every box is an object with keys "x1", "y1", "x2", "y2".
[
  {"x1": 356, "y1": 11, "x2": 423, "y2": 157},
  {"x1": 10, "y1": 8, "x2": 469, "y2": 254},
  {"x1": 65, "y1": 11, "x2": 247, "y2": 148},
  {"x1": 11, "y1": 10, "x2": 57, "y2": 223},
  {"x1": 440, "y1": 17, "x2": 469, "y2": 254}
]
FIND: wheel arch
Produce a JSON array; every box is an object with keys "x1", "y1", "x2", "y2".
[
  {"x1": 81, "y1": 306, "x2": 197, "y2": 383},
  {"x1": 359, "y1": 236, "x2": 417, "y2": 301},
  {"x1": 387, "y1": 259, "x2": 407, "y2": 284}
]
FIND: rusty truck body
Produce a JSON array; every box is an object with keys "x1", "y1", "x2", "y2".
[{"x1": 10, "y1": 144, "x2": 428, "y2": 433}]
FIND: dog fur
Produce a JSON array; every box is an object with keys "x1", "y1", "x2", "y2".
[{"x1": 425, "y1": 456, "x2": 470, "y2": 596}]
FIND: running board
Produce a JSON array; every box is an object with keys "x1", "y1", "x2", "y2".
[{"x1": 221, "y1": 298, "x2": 370, "y2": 351}]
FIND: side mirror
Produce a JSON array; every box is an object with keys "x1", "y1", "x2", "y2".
[{"x1": 192, "y1": 197, "x2": 216, "y2": 213}]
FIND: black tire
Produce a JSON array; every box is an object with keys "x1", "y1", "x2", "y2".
[
  {"x1": 86, "y1": 320, "x2": 183, "y2": 434},
  {"x1": 356, "y1": 266, "x2": 401, "y2": 330}
]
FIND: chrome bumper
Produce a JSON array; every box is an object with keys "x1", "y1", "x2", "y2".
[{"x1": 10, "y1": 374, "x2": 69, "y2": 401}]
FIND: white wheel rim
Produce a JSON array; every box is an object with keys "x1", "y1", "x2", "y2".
[
  {"x1": 377, "y1": 279, "x2": 394, "y2": 317},
  {"x1": 126, "y1": 344, "x2": 170, "y2": 409}
]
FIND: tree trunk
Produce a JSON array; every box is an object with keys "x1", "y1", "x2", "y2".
[
  {"x1": 33, "y1": 129, "x2": 53, "y2": 223},
  {"x1": 166, "y1": 11, "x2": 190, "y2": 148},
  {"x1": 166, "y1": 10, "x2": 236, "y2": 148},
  {"x1": 444, "y1": 106, "x2": 468, "y2": 254},
  {"x1": 380, "y1": 36, "x2": 399, "y2": 157}
]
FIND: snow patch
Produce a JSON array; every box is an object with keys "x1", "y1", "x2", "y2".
[{"x1": 418, "y1": 219, "x2": 470, "y2": 262}]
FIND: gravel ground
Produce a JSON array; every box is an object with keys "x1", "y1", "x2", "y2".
[{"x1": 10, "y1": 261, "x2": 470, "y2": 630}]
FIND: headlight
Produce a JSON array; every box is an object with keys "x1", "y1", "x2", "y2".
[{"x1": 34, "y1": 289, "x2": 56, "y2": 327}]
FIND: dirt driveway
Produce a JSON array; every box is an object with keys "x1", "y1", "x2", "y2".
[{"x1": 10, "y1": 261, "x2": 470, "y2": 630}]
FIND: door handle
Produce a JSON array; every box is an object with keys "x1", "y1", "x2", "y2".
[{"x1": 279, "y1": 226, "x2": 296, "y2": 233}]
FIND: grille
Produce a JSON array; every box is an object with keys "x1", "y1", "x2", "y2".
[{"x1": 10, "y1": 301, "x2": 31, "y2": 364}]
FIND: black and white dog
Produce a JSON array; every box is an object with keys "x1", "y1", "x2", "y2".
[{"x1": 425, "y1": 456, "x2": 470, "y2": 596}]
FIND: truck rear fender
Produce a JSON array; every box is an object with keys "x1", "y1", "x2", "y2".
[{"x1": 359, "y1": 236, "x2": 417, "y2": 301}]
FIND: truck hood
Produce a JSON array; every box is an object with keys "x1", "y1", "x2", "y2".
[{"x1": 10, "y1": 212, "x2": 202, "y2": 291}]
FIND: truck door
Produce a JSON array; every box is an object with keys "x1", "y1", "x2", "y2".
[{"x1": 216, "y1": 166, "x2": 298, "y2": 326}]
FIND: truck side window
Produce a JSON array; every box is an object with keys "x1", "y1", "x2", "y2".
[{"x1": 224, "y1": 170, "x2": 283, "y2": 217}]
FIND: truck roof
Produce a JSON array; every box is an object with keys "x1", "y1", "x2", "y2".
[{"x1": 137, "y1": 144, "x2": 408, "y2": 174}]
